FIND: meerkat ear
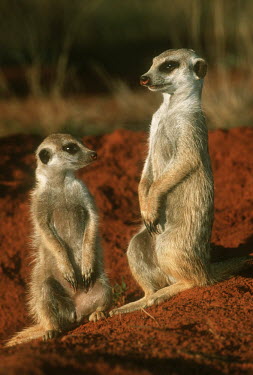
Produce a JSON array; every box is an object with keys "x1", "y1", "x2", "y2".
[
  {"x1": 38, "y1": 148, "x2": 51, "y2": 164},
  {"x1": 193, "y1": 58, "x2": 207, "y2": 79}
]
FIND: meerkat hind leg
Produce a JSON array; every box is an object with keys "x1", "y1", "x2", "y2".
[
  {"x1": 35, "y1": 277, "x2": 76, "y2": 338},
  {"x1": 110, "y1": 228, "x2": 169, "y2": 316},
  {"x1": 110, "y1": 280, "x2": 192, "y2": 316},
  {"x1": 128, "y1": 228, "x2": 169, "y2": 292}
]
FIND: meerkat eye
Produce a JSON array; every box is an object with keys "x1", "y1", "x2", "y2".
[
  {"x1": 159, "y1": 60, "x2": 180, "y2": 73},
  {"x1": 62, "y1": 142, "x2": 80, "y2": 154}
]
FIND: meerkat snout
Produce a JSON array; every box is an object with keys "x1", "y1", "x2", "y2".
[
  {"x1": 140, "y1": 75, "x2": 150, "y2": 86},
  {"x1": 90, "y1": 151, "x2": 97, "y2": 160}
]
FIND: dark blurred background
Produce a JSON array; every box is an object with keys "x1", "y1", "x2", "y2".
[{"x1": 0, "y1": 0, "x2": 252, "y2": 136}]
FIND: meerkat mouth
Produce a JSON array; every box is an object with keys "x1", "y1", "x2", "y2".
[{"x1": 148, "y1": 84, "x2": 169, "y2": 91}]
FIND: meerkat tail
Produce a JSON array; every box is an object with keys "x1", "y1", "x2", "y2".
[
  {"x1": 5, "y1": 325, "x2": 45, "y2": 347},
  {"x1": 210, "y1": 256, "x2": 250, "y2": 283}
]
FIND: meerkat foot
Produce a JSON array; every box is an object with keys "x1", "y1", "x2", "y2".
[
  {"x1": 146, "y1": 282, "x2": 192, "y2": 307},
  {"x1": 146, "y1": 294, "x2": 167, "y2": 307},
  {"x1": 89, "y1": 310, "x2": 106, "y2": 322},
  {"x1": 146, "y1": 289, "x2": 170, "y2": 306},
  {"x1": 109, "y1": 297, "x2": 148, "y2": 316},
  {"x1": 43, "y1": 330, "x2": 61, "y2": 341}
]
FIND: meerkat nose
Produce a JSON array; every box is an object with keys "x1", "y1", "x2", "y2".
[
  {"x1": 140, "y1": 75, "x2": 150, "y2": 86},
  {"x1": 90, "y1": 151, "x2": 97, "y2": 160}
]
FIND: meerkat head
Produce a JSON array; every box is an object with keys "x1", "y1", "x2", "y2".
[
  {"x1": 140, "y1": 48, "x2": 207, "y2": 94},
  {"x1": 36, "y1": 133, "x2": 97, "y2": 172}
]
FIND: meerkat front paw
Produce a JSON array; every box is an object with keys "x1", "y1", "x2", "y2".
[
  {"x1": 142, "y1": 209, "x2": 161, "y2": 235},
  {"x1": 140, "y1": 193, "x2": 161, "y2": 235},
  {"x1": 60, "y1": 263, "x2": 78, "y2": 291},
  {"x1": 81, "y1": 267, "x2": 95, "y2": 291},
  {"x1": 63, "y1": 272, "x2": 78, "y2": 291}
]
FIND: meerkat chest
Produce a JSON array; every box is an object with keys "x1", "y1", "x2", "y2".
[
  {"x1": 149, "y1": 115, "x2": 174, "y2": 176},
  {"x1": 52, "y1": 202, "x2": 86, "y2": 242},
  {"x1": 49, "y1": 187, "x2": 87, "y2": 247},
  {"x1": 149, "y1": 110, "x2": 160, "y2": 140}
]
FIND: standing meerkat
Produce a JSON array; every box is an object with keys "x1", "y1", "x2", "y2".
[
  {"x1": 6, "y1": 134, "x2": 111, "y2": 346},
  {"x1": 110, "y1": 48, "x2": 247, "y2": 316}
]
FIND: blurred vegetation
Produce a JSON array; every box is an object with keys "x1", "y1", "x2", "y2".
[
  {"x1": 112, "y1": 278, "x2": 128, "y2": 307},
  {"x1": 0, "y1": 0, "x2": 253, "y2": 136}
]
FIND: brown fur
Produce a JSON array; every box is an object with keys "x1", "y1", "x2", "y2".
[
  {"x1": 110, "y1": 49, "x2": 248, "y2": 316},
  {"x1": 6, "y1": 134, "x2": 111, "y2": 346}
]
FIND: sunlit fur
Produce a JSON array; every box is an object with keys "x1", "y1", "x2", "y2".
[
  {"x1": 6, "y1": 134, "x2": 111, "y2": 346},
  {"x1": 110, "y1": 49, "x2": 247, "y2": 316}
]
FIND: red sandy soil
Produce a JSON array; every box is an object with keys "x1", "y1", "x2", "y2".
[{"x1": 0, "y1": 127, "x2": 252, "y2": 375}]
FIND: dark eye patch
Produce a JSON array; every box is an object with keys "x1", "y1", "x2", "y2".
[
  {"x1": 62, "y1": 142, "x2": 80, "y2": 154},
  {"x1": 159, "y1": 60, "x2": 180, "y2": 73}
]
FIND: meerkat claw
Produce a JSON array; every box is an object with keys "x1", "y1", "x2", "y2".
[
  {"x1": 148, "y1": 219, "x2": 161, "y2": 235},
  {"x1": 109, "y1": 309, "x2": 119, "y2": 317},
  {"x1": 70, "y1": 311, "x2": 77, "y2": 323},
  {"x1": 84, "y1": 277, "x2": 90, "y2": 290},
  {"x1": 64, "y1": 274, "x2": 77, "y2": 291},
  {"x1": 144, "y1": 220, "x2": 152, "y2": 236},
  {"x1": 154, "y1": 224, "x2": 161, "y2": 234},
  {"x1": 73, "y1": 279, "x2": 78, "y2": 292},
  {"x1": 73, "y1": 278, "x2": 78, "y2": 291},
  {"x1": 150, "y1": 224, "x2": 155, "y2": 234},
  {"x1": 149, "y1": 223, "x2": 157, "y2": 235},
  {"x1": 89, "y1": 310, "x2": 106, "y2": 322},
  {"x1": 144, "y1": 221, "x2": 151, "y2": 235},
  {"x1": 43, "y1": 330, "x2": 60, "y2": 341},
  {"x1": 82, "y1": 271, "x2": 94, "y2": 291}
]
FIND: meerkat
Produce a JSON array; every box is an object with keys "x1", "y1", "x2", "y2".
[
  {"x1": 6, "y1": 134, "x2": 111, "y2": 346},
  {"x1": 110, "y1": 48, "x2": 248, "y2": 316}
]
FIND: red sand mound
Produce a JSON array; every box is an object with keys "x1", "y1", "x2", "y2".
[{"x1": 0, "y1": 128, "x2": 252, "y2": 375}]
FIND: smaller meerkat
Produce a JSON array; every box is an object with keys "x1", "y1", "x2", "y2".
[{"x1": 6, "y1": 134, "x2": 111, "y2": 346}]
